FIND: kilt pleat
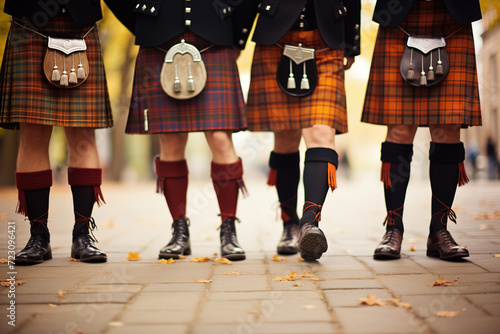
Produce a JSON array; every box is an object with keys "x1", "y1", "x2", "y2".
[
  {"x1": 361, "y1": 0, "x2": 481, "y2": 127},
  {"x1": 126, "y1": 32, "x2": 246, "y2": 134},
  {"x1": 246, "y1": 29, "x2": 348, "y2": 134},
  {"x1": 0, "y1": 16, "x2": 113, "y2": 129}
]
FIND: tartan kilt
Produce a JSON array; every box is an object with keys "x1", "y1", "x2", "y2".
[
  {"x1": 246, "y1": 29, "x2": 348, "y2": 134},
  {"x1": 361, "y1": 0, "x2": 481, "y2": 127},
  {"x1": 0, "y1": 17, "x2": 113, "y2": 130},
  {"x1": 126, "y1": 32, "x2": 246, "y2": 134}
]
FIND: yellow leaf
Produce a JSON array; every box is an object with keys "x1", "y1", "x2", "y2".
[
  {"x1": 224, "y1": 271, "x2": 241, "y2": 276},
  {"x1": 0, "y1": 258, "x2": 8, "y2": 263},
  {"x1": 126, "y1": 251, "x2": 142, "y2": 261},
  {"x1": 293, "y1": 283, "x2": 304, "y2": 287},
  {"x1": 159, "y1": 258, "x2": 175, "y2": 264},
  {"x1": 178, "y1": 255, "x2": 186, "y2": 259},
  {"x1": 297, "y1": 257, "x2": 305, "y2": 262},
  {"x1": 68, "y1": 258, "x2": 80, "y2": 262},
  {"x1": 0, "y1": 279, "x2": 25, "y2": 287},
  {"x1": 272, "y1": 255, "x2": 287, "y2": 262},
  {"x1": 359, "y1": 293, "x2": 384, "y2": 306},
  {"x1": 436, "y1": 311, "x2": 459, "y2": 317},
  {"x1": 273, "y1": 271, "x2": 298, "y2": 281},
  {"x1": 386, "y1": 298, "x2": 411, "y2": 309},
  {"x1": 48, "y1": 304, "x2": 58, "y2": 308},
  {"x1": 190, "y1": 257, "x2": 213, "y2": 262},
  {"x1": 430, "y1": 279, "x2": 457, "y2": 287},
  {"x1": 409, "y1": 246, "x2": 416, "y2": 251},
  {"x1": 195, "y1": 279, "x2": 212, "y2": 283},
  {"x1": 494, "y1": 254, "x2": 500, "y2": 258},
  {"x1": 215, "y1": 257, "x2": 232, "y2": 265},
  {"x1": 57, "y1": 290, "x2": 65, "y2": 298}
]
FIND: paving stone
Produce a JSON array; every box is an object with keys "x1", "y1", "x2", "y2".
[
  {"x1": 426, "y1": 316, "x2": 500, "y2": 334},
  {"x1": 213, "y1": 263, "x2": 267, "y2": 275},
  {"x1": 107, "y1": 324, "x2": 188, "y2": 334},
  {"x1": 210, "y1": 274, "x2": 269, "y2": 292},
  {"x1": 319, "y1": 279, "x2": 383, "y2": 290},
  {"x1": 324, "y1": 289, "x2": 393, "y2": 307},
  {"x1": 120, "y1": 310, "x2": 195, "y2": 324},
  {"x1": 128, "y1": 292, "x2": 202, "y2": 311},
  {"x1": 402, "y1": 295, "x2": 487, "y2": 318},
  {"x1": 316, "y1": 270, "x2": 375, "y2": 279},
  {"x1": 358, "y1": 257, "x2": 428, "y2": 274},
  {"x1": 197, "y1": 300, "x2": 260, "y2": 324},
  {"x1": 142, "y1": 283, "x2": 205, "y2": 292},
  {"x1": 208, "y1": 290, "x2": 319, "y2": 301}
]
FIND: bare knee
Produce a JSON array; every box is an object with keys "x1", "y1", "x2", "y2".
[
  {"x1": 386, "y1": 125, "x2": 418, "y2": 144},
  {"x1": 302, "y1": 125, "x2": 335, "y2": 149},
  {"x1": 274, "y1": 130, "x2": 301, "y2": 153}
]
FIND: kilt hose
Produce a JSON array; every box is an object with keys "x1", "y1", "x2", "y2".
[
  {"x1": 362, "y1": 0, "x2": 481, "y2": 127},
  {"x1": 246, "y1": 29, "x2": 348, "y2": 134},
  {"x1": 0, "y1": 17, "x2": 113, "y2": 130},
  {"x1": 126, "y1": 32, "x2": 247, "y2": 134}
]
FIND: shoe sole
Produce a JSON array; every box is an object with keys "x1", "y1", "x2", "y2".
[
  {"x1": 15, "y1": 252, "x2": 52, "y2": 266},
  {"x1": 277, "y1": 246, "x2": 299, "y2": 255},
  {"x1": 426, "y1": 249, "x2": 469, "y2": 260},
  {"x1": 299, "y1": 229, "x2": 327, "y2": 261},
  {"x1": 71, "y1": 253, "x2": 107, "y2": 263},
  {"x1": 373, "y1": 252, "x2": 401, "y2": 260},
  {"x1": 158, "y1": 248, "x2": 191, "y2": 259},
  {"x1": 222, "y1": 253, "x2": 246, "y2": 261}
]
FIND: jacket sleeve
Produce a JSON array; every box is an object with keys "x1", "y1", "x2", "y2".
[
  {"x1": 343, "y1": 0, "x2": 361, "y2": 57},
  {"x1": 103, "y1": 0, "x2": 137, "y2": 34},
  {"x1": 231, "y1": 0, "x2": 259, "y2": 49}
]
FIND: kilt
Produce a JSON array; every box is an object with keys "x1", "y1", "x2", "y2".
[
  {"x1": 0, "y1": 16, "x2": 113, "y2": 130},
  {"x1": 126, "y1": 32, "x2": 246, "y2": 134},
  {"x1": 246, "y1": 29, "x2": 348, "y2": 134},
  {"x1": 361, "y1": 0, "x2": 481, "y2": 127}
]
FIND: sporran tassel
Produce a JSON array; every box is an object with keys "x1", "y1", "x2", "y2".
[
  {"x1": 300, "y1": 62, "x2": 310, "y2": 90},
  {"x1": 77, "y1": 52, "x2": 85, "y2": 79},
  {"x1": 60, "y1": 55, "x2": 69, "y2": 86},
  {"x1": 427, "y1": 51, "x2": 435, "y2": 81},
  {"x1": 407, "y1": 48, "x2": 415, "y2": 81},
  {"x1": 287, "y1": 59, "x2": 296, "y2": 89},
  {"x1": 173, "y1": 64, "x2": 181, "y2": 93},
  {"x1": 51, "y1": 50, "x2": 61, "y2": 82},
  {"x1": 436, "y1": 48, "x2": 444, "y2": 75},
  {"x1": 69, "y1": 54, "x2": 77, "y2": 84},
  {"x1": 419, "y1": 54, "x2": 427, "y2": 86},
  {"x1": 187, "y1": 62, "x2": 195, "y2": 92}
]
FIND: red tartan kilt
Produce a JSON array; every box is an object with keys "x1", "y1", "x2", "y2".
[
  {"x1": 126, "y1": 32, "x2": 246, "y2": 134},
  {"x1": 0, "y1": 16, "x2": 113, "y2": 129},
  {"x1": 361, "y1": 0, "x2": 481, "y2": 127},
  {"x1": 246, "y1": 29, "x2": 348, "y2": 134}
]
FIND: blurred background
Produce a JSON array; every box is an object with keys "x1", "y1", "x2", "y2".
[{"x1": 0, "y1": 0, "x2": 499, "y2": 186}]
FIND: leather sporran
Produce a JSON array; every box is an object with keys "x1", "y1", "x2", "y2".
[
  {"x1": 160, "y1": 39, "x2": 207, "y2": 100},
  {"x1": 43, "y1": 37, "x2": 89, "y2": 88},
  {"x1": 277, "y1": 44, "x2": 318, "y2": 97},
  {"x1": 400, "y1": 36, "x2": 449, "y2": 87}
]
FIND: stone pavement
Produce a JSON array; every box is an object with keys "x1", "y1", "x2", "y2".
[{"x1": 1, "y1": 173, "x2": 500, "y2": 334}]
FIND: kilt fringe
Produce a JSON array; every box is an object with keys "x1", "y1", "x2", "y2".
[
  {"x1": 16, "y1": 191, "x2": 27, "y2": 216},
  {"x1": 381, "y1": 161, "x2": 392, "y2": 189},
  {"x1": 328, "y1": 163, "x2": 337, "y2": 191},
  {"x1": 458, "y1": 162, "x2": 469, "y2": 187}
]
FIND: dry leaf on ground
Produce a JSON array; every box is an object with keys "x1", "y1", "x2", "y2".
[
  {"x1": 126, "y1": 251, "x2": 142, "y2": 261},
  {"x1": 494, "y1": 254, "x2": 500, "y2": 258},
  {"x1": 0, "y1": 279, "x2": 25, "y2": 287},
  {"x1": 159, "y1": 258, "x2": 175, "y2": 264},
  {"x1": 359, "y1": 293, "x2": 384, "y2": 306},
  {"x1": 195, "y1": 279, "x2": 212, "y2": 283},
  {"x1": 297, "y1": 257, "x2": 304, "y2": 262},
  {"x1": 386, "y1": 298, "x2": 411, "y2": 309},
  {"x1": 224, "y1": 271, "x2": 241, "y2": 276},
  {"x1": 178, "y1": 255, "x2": 186, "y2": 259},
  {"x1": 48, "y1": 304, "x2": 58, "y2": 308},
  {"x1": 57, "y1": 290, "x2": 65, "y2": 298},
  {"x1": 436, "y1": 311, "x2": 459, "y2": 317},
  {"x1": 430, "y1": 279, "x2": 457, "y2": 287},
  {"x1": 293, "y1": 283, "x2": 304, "y2": 287},
  {"x1": 190, "y1": 257, "x2": 213, "y2": 262},
  {"x1": 0, "y1": 258, "x2": 8, "y2": 263},
  {"x1": 68, "y1": 258, "x2": 80, "y2": 262},
  {"x1": 215, "y1": 257, "x2": 232, "y2": 265},
  {"x1": 272, "y1": 255, "x2": 287, "y2": 262},
  {"x1": 409, "y1": 246, "x2": 416, "y2": 251},
  {"x1": 273, "y1": 271, "x2": 298, "y2": 281}
]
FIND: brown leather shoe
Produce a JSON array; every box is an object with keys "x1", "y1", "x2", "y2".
[
  {"x1": 373, "y1": 229, "x2": 402, "y2": 260},
  {"x1": 427, "y1": 229, "x2": 469, "y2": 260},
  {"x1": 277, "y1": 222, "x2": 299, "y2": 255},
  {"x1": 298, "y1": 222, "x2": 328, "y2": 261}
]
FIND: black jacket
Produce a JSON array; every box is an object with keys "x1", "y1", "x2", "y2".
[
  {"x1": 252, "y1": 0, "x2": 361, "y2": 57},
  {"x1": 373, "y1": 0, "x2": 482, "y2": 27},
  {"x1": 104, "y1": 0, "x2": 258, "y2": 49},
  {"x1": 4, "y1": 0, "x2": 103, "y2": 27}
]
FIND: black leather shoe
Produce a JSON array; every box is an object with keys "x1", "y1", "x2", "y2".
[
  {"x1": 427, "y1": 229, "x2": 469, "y2": 260},
  {"x1": 71, "y1": 234, "x2": 107, "y2": 262},
  {"x1": 15, "y1": 235, "x2": 52, "y2": 265},
  {"x1": 220, "y1": 217, "x2": 246, "y2": 261},
  {"x1": 298, "y1": 222, "x2": 328, "y2": 261},
  {"x1": 373, "y1": 229, "x2": 403, "y2": 260},
  {"x1": 277, "y1": 222, "x2": 299, "y2": 255},
  {"x1": 159, "y1": 218, "x2": 191, "y2": 259}
]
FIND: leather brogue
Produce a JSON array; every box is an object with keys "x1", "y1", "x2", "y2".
[
  {"x1": 220, "y1": 217, "x2": 246, "y2": 261},
  {"x1": 427, "y1": 229, "x2": 469, "y2": 260},
  {"x1": 297, "y1": 222, "x2": 328, "y2": 261},
  {"x1": 15, "y1": 235, "x2": 52, "y2": 265},
  {"x1": 71, "y1": 234, "x2": 107, "y2": 263},
  {"x1": 373, "y1": 229, "x2": 403, "y2": 260},
  {"x1": 277, "y1": 222, "x2": 299, "y2": 255},
  {"x1": 159, "y1": 218, "x2": 191, "y2": 259}
]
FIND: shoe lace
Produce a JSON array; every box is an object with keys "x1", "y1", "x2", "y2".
[
  {"x1": 438, "y1": 230, "x2": 458, "y2": 246},
  {"x1": 303, "y1": 201, "x2": 322, "y2": 222},
  {"x1": 75, "y1": 212, "x2": 98, "y2": 242},
  {"x1": 432, "y1": 195, "x2": 457, "y2": 226},
  {"x1": 171, "y1": 218, "x2": 190, "y2": 238},
  {"x1": 383, "y1": 206, "x2": 403, "y2": 227}
]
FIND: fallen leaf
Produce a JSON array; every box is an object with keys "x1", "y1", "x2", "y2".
[
  {"x1": 178, "y1": 255, "x2": 186, "y2": 259},
  {"x1": 215, "y1": 257, "x2": 232, "y2": 265},
  {"x1": 386, "y1": 298, "x2": 411, "y2": 309},
  {"x1": 126, "y1": 251, "x2": 142, "y2": 261},
  {"x1": 57, "y1": 290, "x2": 65, "y2": 298},
  {"x1": 299, "y1": 271, "x2": 319, "y2": 281},
  {"x1": 0, "y1": 258, "x2": 8, "y2": 263},
  {"x1": 159, "y1": 258, "x2": 175, "y2": 264},
  {"x1": 48, "y1": 304, "x2": 58, "y2": 308},
  {"x1": 436, "y1": 311, "x2": 459, "y2": 317},
  {"x1": 0, "y1": 279, "x2": 25, "y2": 287},
  {"x1": 409, "y1": 246, "x2": 416, "y2": 251},
  {"x1": 68, "y1": 258, "x2": 80, "y2": 262},
  {"x1": 293, "y1": 283, "x2": 304, "y2": 287},
  {"x1": 225, "y1": 271, "x2": 241, "y2": 276},
  {"x1": 195, "y1": 279, "x2": 212, "y2": 283},
  {"x1": 272, "y1": 255, "x2": 287, "y2": 262},
  {"x1": 431, "y1": 279, "x2": 457, "y2": 287},
  {"x1": 297, "y1": 257, "x2": 304, "y2": 262},
  {"x1": 359, "y1": 293, "x2": 384, "y2": 306},
  {"x1": 273, "y1": 271, "x2": 299, "y2": 281},
  {"x1": 301, "y1": 304, "x2": 315, "y2": 310},
  {"x1": 190, "y1": 257, "x2": 213, "y2": 262},
  {"x1": 494, "y1": 254, "x2": 500, "y2": 258}
]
